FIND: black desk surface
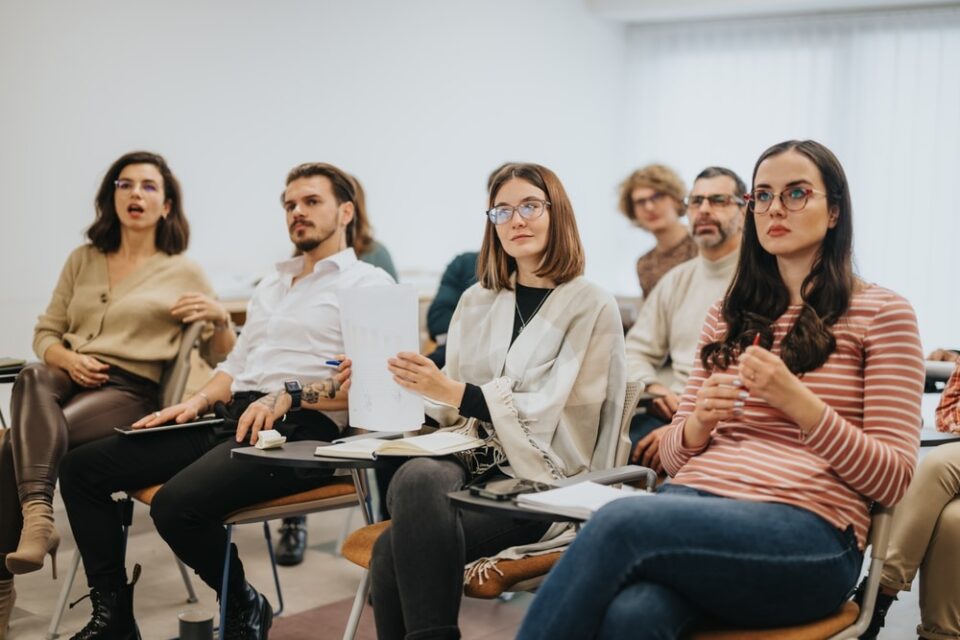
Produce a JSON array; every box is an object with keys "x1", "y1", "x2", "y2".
[
  {"x1": 920, "y1": 428, "x2": 960, "y2": 447},
  {"x1": 230, "y1": 440, "x2": 386, "y2": 470}
]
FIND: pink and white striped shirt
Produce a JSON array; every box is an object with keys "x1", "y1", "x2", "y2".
[{"x1": 660, "y1": 285, "x2": 924, "y2": 549}]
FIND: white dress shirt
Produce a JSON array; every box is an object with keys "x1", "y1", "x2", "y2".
[{"x1": 217, "y1": 248, "x2": 394, "y2": 426}]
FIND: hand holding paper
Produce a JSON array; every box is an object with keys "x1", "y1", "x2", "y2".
[{"x1": 387, "y1": 352, "x2": 466, "y2": 408}]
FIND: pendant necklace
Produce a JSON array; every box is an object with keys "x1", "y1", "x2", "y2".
[{"x1": 516, "y1": 289, "x2": 552, "y2": 335}]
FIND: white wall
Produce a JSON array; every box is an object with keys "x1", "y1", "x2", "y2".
[
  {"x1": 0, "y1": 0, "x2": 628, "y2": 359},
  {"x1": 2, "y1": 1, "x2": 957, "y2": 366},
  {"x1": 618, "y1": 7, "x2": 960, "y2": 351}
]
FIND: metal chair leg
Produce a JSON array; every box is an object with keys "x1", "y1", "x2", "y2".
[
  {"x1": 46, "y1": 549, "x2": 82, "y2": 639},
  {"x1": 174, "y1": 555, "x2": 199, "y2": 603},
  {"x1": 342, "y1": 570, "x2": 370, "y2": 640},
  {"x1": 261, "y1": 522, "x2": 284, "y2": 616},
  {"x1": 218, "y1": 524, "x2": 234, "y2": 640}
]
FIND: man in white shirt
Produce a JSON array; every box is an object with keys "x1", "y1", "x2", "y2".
[
  {"x1": 58, "y1": 163, "x2": 393, "y2": 640},
  {"x1": 627, "y1": 166, "x2": 747, "y2": 473}
]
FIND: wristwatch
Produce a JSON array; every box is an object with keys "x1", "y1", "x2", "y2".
[{"x1": 284, "y1": 379, "x2": 303, "y2": 411}]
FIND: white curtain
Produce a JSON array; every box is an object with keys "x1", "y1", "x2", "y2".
[{"x1": 622, "y1": 7, "x2": 960, "y2": 351}]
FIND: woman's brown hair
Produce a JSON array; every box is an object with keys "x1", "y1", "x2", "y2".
[
  {"x1": 88, "y1": 151, "x2": 189, "y2": 254},
  {"x1": 477, "y1": 163, "x2": 585, "y2": 290}
]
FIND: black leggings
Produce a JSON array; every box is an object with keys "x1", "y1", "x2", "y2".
[
  {"x1": 370, "y1": 458, "x2": 550, "y2": 640},
  {"x1": 0, "y1": 362, "x2": 156, "y2": 579},
  {"x1": 58, "y1": 399, "x2": 338, "y2": 594}
]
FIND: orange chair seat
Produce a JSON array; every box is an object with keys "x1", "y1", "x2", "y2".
[
  {"x1": 342, "y1": 521, "x2": 563, "y2": 599},
  {"x1": 464, "y1": 551, "x2": 563, "y2": 599},
  {"x1": 128, "y1": 477, "x2": 357, "y2": 514},
  {"x1": 694, "y1": 601, "x2": 859, "y2": 640}
]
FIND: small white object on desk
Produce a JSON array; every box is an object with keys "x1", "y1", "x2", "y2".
[{"x1": 255, "y1": 430, "x2": 287, "y2": 449}]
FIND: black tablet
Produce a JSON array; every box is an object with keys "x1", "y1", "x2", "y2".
[{"x1": 114, "y1": 417, "x2": 225, "y2": 436}]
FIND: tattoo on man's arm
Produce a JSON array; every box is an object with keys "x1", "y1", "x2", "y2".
[{"x1": 303, "y1": 379, "x2": 337, "y2": 404}]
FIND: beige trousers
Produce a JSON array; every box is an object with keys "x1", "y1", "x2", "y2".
[{"x1": 882, "y1": 442, "x2": 960, "y2": 640}]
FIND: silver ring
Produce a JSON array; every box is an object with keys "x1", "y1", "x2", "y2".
[{"x1": 154, "y1": 411, "x2": 161, "y2": 419}]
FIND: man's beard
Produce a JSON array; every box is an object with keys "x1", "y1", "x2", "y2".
[
  {"x1": 293, "y1": 225, "x2": 338, "y2": 253},
  {"x1": 693, "y1": 218, "x2": 740, "y2": 250}
]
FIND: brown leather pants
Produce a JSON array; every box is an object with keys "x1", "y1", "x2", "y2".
[{"x1": 0, "y1": 362, "x2": 156, "y2": 577}]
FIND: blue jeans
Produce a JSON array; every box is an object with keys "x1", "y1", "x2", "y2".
[{"x1": 517, "y1": 484, "x2": 863, "y2": 640}]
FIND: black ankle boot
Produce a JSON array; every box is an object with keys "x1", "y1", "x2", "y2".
[
  {"x1": 69, "y1": 564, "x2": 142, "y2": 640},
  {"x1": 274, "y1": 515, "x2": 307, "y2": 566},
  {"x1": 224, "y1": 582, "x2": 273, "y2": 640},
  {"x1": 853, "y1": 577, "x2": 897, "y2": 640}
]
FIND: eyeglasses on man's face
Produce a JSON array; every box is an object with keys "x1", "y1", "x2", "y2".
[
  {"x1": 683, "y1": 194, "x2": 745, "y2": 210},
  {"x1": 745, "y1": 187, "x2": 826, "y2": 215},
  {"x1": 632, "y1": 192, "x2": 667, "y2": 210},
  {"x1": 115, "y1": 179, "x2": 160, "y2": 195},
  {"x1": 486, "y1": 199, "x2": 550, "y2": 225}
]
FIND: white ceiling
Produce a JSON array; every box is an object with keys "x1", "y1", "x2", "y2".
[{"x1": 588, "y1": 0, "x2": 960, "y2": 23}]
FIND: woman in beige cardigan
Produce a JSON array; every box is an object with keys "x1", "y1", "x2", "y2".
[{"x1": 0, "y1": 151, "x2": 234, "y2": 636}]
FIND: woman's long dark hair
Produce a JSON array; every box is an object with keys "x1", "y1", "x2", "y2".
[{"x1": 701, "y1": 140, "x2": 855, "y2": 374}]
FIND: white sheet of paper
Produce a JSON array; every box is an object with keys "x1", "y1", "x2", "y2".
[{"x1": 339, "y1": 284, "x2": 425, "y2": 432}]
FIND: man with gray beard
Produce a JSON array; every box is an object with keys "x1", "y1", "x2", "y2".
[{"x1": 626, "y1": 166, "x2": 747, "y2": 472}]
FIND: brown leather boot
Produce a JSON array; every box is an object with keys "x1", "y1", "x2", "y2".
[
  {"x1": 0, "y1": 578, "x2": 15, "y2": 640},
  {"x1": 5, "y1": 500, "x2": 60, "y2": 577}
]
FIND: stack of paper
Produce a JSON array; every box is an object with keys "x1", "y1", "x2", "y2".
[{"x1": 516, "y1": 481, "x2": 652, "y2": 520}]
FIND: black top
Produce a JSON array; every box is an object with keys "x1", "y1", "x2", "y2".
[{"x1": 458, "y1": 284, "x2": 554, "y2": 422}]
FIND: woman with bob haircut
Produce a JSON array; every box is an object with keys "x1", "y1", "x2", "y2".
[
  {"x1": 0, "y1": 151, "x2": 233, "y2": 633},
  {"x1": 338, "y1": 162, "x2": 627, "y2": 639},
  {"x1": 518, "y1": 141, "x2": 924, "y2": 639}
]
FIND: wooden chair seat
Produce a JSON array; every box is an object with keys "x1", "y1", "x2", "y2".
[
  {"x1": 225, "y1": 478, "x2": 358, "y2": 525},
  {"x1": 464, "y1": 551, "x2": 563, "y2": 599},
  {"x1": 128, "y1": 477, "x2": 358, "y2": 523},
  {"x1": 693, "y1": 601, "x2": 859, "y2": 640},
  {"x1": 342, "y1": 521, "x2": 390, "y2": 568},
  {"x1": 342, "y1": 521, "x2": 564, "y2": 599}
]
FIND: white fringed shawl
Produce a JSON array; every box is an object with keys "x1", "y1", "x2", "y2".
[{"x1": 425, "y1": 276, "x2": 627, "y2": 580}]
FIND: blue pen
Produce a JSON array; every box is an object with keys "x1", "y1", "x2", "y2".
[{"x1": 324, "y1": 360, "x2": 343, "y2": 367}]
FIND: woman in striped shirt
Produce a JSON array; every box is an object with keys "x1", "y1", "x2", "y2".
[{"x1": 518, "y1": 140, "x2": 924, "y2": 639}]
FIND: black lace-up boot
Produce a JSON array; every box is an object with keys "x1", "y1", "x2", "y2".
[
  {"x1": 223, "y1": 581, "x2": 273, "y2": 640},
  {"x1": 274, "y1": 516, "x2": 307, "y2": 566},
  {"x1": 853, "y1": 577, "x2": 898, "y2": 640},
  {"x1": 69, "y1": 564, "x2": 142, "y2": 640}
]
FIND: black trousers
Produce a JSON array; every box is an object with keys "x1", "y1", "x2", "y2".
[
  {"x1": 59, "y1": 396, "x2": 338, "y2": 595},
  {"x1": 370, "y1": 458, "x2": 551, "y2": 640}
]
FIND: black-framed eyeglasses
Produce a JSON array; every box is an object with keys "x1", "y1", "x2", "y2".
[
  {"x1": 683, "y1": 194, "x2": 745, "y2": 210},
  {"x1": 114, "y1": 179, "x2": 160, "y2": 195},
  {"x1": 632, "y1": 192, "x2": 667, "y2": 210},
  {"x1": 486, "y1": 199, "x2": 550, "y2": 225},
  {"x1": 745, "y1": 187, "x2": 826, "y2": 215}
]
